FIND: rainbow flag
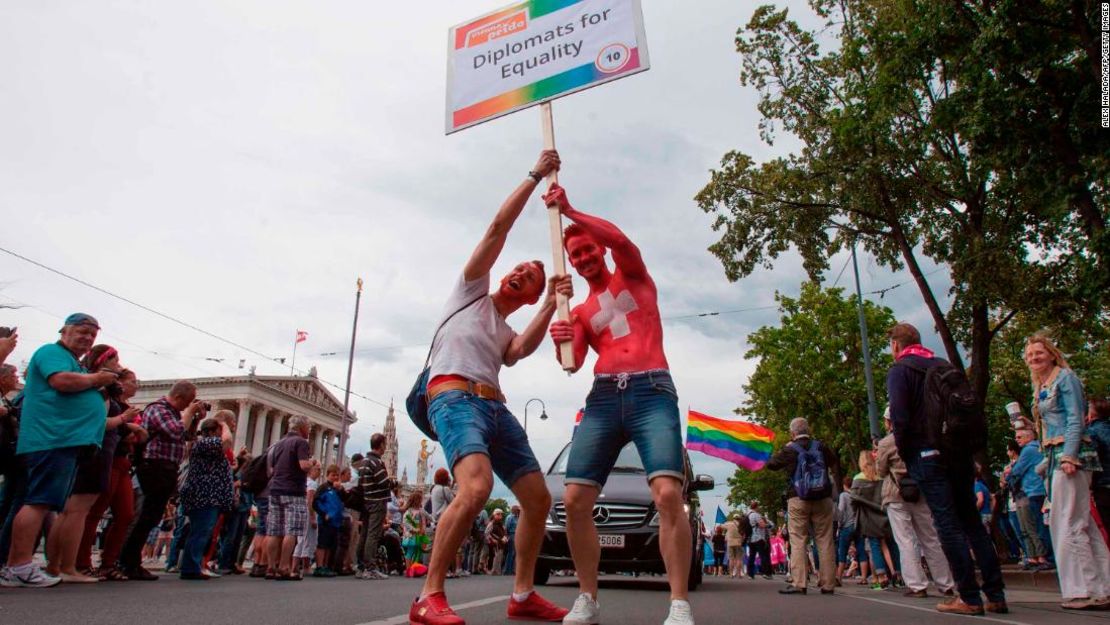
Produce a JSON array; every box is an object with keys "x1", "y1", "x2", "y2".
[{"x1": 686, "y1": 410, "x2": 775, "y2": 471}]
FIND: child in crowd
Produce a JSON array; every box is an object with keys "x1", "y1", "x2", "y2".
[
  {"x1": 770, "y1": 527, "x2": 788, "y2": 575},
  {"x1": 149, "y1": 502, "x2": 176, "y2": 561},
  {"x1": 402, "y1": 490, "x2": 431, "y2": 573},
  {"x1": 312, "y1": 464, "x2": 345, "y2": 577}
]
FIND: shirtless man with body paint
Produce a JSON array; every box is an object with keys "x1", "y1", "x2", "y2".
[{"x1": 545, "y1": 184, "x2": 694, "y2": 625}]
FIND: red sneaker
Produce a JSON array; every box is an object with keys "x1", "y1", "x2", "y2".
[
  {"x1": 409, "y1": 592, "x2": 465, "y2": 625},
  {"x1": 507, "y1": 591, "x2": 570, "y2": 621}
]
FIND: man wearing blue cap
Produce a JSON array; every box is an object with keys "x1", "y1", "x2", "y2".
[{"x1": 1, "y1": 313, "x2": 119, "y2": 588}]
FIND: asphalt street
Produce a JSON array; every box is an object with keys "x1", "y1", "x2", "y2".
[{"x1": 0, "y1": 571, "x2": 1104, "y2": 625}]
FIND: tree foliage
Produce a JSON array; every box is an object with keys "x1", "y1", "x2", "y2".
[
  {"x1": 727, "y1": 283, "x2": 895, "y2": 513},
  {"x1": 697, "y1": 0, "x2": 1109, "y2": 420},
  {"x1": 484, "y1": 497, "x2": 509, "y2": 516}
]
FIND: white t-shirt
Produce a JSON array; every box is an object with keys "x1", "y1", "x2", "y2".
[{"x1": 428, "y1": 273, "x2": 517, "y2": 390}]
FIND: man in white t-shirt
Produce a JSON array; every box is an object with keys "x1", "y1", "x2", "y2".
[{"x1": 408, "y1": 150, "x2": 571, "y2": 625}]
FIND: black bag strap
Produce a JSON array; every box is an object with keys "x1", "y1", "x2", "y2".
[{"x1": 421, "y1": 294, "x2": 487, "y2": 368}]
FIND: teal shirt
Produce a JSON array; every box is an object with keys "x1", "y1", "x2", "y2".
[{"x1": 17, "y1": 342, "x2": 106, "y2": 455}]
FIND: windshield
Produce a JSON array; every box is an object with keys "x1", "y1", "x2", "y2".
[{"x1": 549, "y1": 442, "x2": 644, "y2": 475}]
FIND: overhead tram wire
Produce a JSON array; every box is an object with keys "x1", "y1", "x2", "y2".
[
  {"x1": 0, "y1": 245, "x2": 397, "y2": 413},
  {"x1": 307, "y1": 303, "x2": 786, "y2": 358}
]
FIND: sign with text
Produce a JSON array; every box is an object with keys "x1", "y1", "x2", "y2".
[{"x1": 446, "y1": 0, "x2": 649, "y2": 134}]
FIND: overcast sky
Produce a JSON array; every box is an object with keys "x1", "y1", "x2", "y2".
[{"x1": 0, "y1": 1, "x2": 952, "y2": 513}]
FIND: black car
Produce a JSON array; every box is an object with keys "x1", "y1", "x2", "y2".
[{"x1": 535, "y1": 441, "x2": 714, "y2": 590}]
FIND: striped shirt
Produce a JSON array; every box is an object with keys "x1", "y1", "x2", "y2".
[{"x1": 358, "y1": 451, "x2": 392, "y2": 503}]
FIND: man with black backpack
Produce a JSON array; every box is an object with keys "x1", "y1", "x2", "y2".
[
  {"x1": 766, "y1": 417, "x2": 839, "y2": 595},
  {"x1": 886, "y1": 322, "x2": 1006, "y2": 616}
]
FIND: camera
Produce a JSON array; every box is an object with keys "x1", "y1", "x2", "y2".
[{"x1": 200, "y1": 401, "x2": 212, "y2": 412}]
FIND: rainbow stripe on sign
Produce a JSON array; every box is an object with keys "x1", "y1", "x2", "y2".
[
  {"x1": 686, "y1": 410, "x2": 775, "y2": 471},
  {"x1": 452, "y1": 47, "x2": 642, "y2": 130}
]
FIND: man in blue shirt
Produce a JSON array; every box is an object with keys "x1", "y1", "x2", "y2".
[
  {"x1": 1008, "y1": 428, "x2": 1054, "y2": 567},
  {"x1": 1, "y1": 314, "x2": 118, "y2": 588}
]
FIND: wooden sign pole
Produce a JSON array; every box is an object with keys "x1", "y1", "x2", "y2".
[{"x1": 540, "y1": 101, "x2": 575, "y2": 372}]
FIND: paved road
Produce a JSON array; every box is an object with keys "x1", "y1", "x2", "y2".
[{"x1": 0, "y1": 571, "x2": 1105, "y2": 625}]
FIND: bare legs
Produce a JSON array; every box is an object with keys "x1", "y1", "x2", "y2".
[
  {"x1": 565, "y1": 476, "x2": 690, "y2": 600},
  {"x1": 46, "y1": 494, "x2": 99, "y2": 580},
  {"x1": 508, "y1": 471, "x2": 552, "y2": 595},
  {"x1": 265, "y1": 535, "x2": 297, "y2": 575},
  {"x1": 564, "y1": 484, "x2": 602, "y2": 598},
  {"x1": 6, "y1": 504, "x2": 49, "y2": 567},
  {"x1": 651, "y1": 477, "x2": 691, "y2": 601},
  {"x1": 422, "y1": 454, "x2": 493, "y2": 597}
]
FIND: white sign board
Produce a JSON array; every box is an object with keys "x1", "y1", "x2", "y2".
[{"x1": 446, "y1": 0, "x2": 650, "y2": 134}]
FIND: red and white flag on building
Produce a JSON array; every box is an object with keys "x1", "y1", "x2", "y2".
[{"x1": 295, "y1": 330, "x2": 309, "y2": 343}]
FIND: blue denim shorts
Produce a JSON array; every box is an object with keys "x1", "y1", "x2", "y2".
[
  {"x1": 255, "y1": 496, "x2": 269, "y2": 535},
  {"x1": 18, "y1": 445, "x2": 84, "y2": 512},
  {"x1": 430, "y1": 390, "x2": 542, "y2": 488},
  {"x1": 565, "y1": 370, "x2": 685, "y2": 489}
]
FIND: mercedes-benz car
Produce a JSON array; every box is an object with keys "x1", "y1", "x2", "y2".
[{"x1": 534, "y1": 440, "x2": 714, "y2": 590}]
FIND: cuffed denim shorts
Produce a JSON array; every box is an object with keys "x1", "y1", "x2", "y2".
[
  {"x1": 18, "y1": 445, "x2": 84, "y2": 511},
  {"x1": 430, "y1": 390, "x2": 541, "y2": 488},
  {"x1": 565, "y1": 370, "x2": 685, "y2": 489}
]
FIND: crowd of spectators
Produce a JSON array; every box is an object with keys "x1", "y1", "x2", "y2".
[{"x1": 0, "y1": 315, "x2": 526, "y2": 592}]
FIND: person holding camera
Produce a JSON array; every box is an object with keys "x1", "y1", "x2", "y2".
[
  {"x1": 876, "y1": 408, "x2": 954, "y2": 598},
  {"x1": 178, "y1": 410, "x2": 235, "y2": 580},
  {"x1": 0, "y1": 363, "x2": 22, "y2": 568},
  {"x1": 117, "y1": 379, "x2": 206, "y2": 581},
  {"x1": 0, "y1": 314, "x2": 118, "y2": 588},
  {"x1": 44, "y1": 345, "x2": 144, "y2": 583},
  {"x1": 0, "y1": 326, "x2": 17, "y2": 367},
  {"x1": 77, "y1": 367, "x2": 146, "y2": 581}
]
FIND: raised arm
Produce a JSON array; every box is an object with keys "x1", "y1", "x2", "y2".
[
  {"x1": 463, "y1": 151, "x2": 561, "y2": 281},
  {"x1": 504, "y1": 275, "x2": 573, "y2": 366},
  {"x1": 547, "y1": 308, "x2": 590, "y2": 373},
  {"x1": 543, "y1": 184, "x2": 647, "y2": 280}
]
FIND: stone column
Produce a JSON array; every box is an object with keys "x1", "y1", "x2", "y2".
[
  {"x1": 323, "y1": 430, "x2": 333, "y2": 467},
  {"x1": 270, "y1": 412, "x2": 285, "y2": 448},
  {"x1": 234, "y1": 400, "x2": 251, "y2": 453},
  {"x1": 251, "y1": 407, "x2": 272, "y2": 456}
]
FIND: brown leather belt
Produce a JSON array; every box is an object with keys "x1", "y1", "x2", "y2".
[{"x1": 427, "y1": 379, "x2": 506, "y2": 403}]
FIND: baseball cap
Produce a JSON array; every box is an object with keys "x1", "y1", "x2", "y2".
[{"x1": 61, "y1": 313, "x2": 100, "y2": 330}]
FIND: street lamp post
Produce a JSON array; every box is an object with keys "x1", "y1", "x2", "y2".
[{"x1": 524, "y1": 398, "x2": 548, "y2": 432}]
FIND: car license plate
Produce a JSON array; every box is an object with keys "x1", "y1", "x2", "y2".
[{"x1": 598, "y1": 534, "x2": 625, "y2": 549}]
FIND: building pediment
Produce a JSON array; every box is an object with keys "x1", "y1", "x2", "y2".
[{"x1": 255, "y1": 376, "x2": 354, "y2": 422}]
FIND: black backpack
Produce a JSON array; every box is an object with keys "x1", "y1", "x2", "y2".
[
  {"x1": 901, "y1": 358, "x2": 987, "y2": 454},
  {"x1": 239, "y1": 445, "x2": 274, "y2": 495}
]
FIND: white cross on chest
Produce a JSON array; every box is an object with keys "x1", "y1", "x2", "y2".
[{"x1": 590, "y1": 289, "x2": 639, "y2": 339}]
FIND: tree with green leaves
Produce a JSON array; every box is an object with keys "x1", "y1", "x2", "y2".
[
  {"x1": 484, "y1": 497, "x2": 509, "y2": 516},
  {"x1": 696, "y1": 0, "x2": 1108, "y2": 418},
  {"x1": 728, "y1": 283, "x2": 895, "y2": 512}
]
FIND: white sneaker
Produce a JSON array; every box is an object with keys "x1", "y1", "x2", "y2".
[
  {"x1": 663, "y1": 599, "x2": 694, "y2": 625},
  {"x1": 0, "y1": 565, "x2": 61, "y2": 588},
  {"x1": 563, "y1": 593, "x2": 600, "y2": 625}
]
